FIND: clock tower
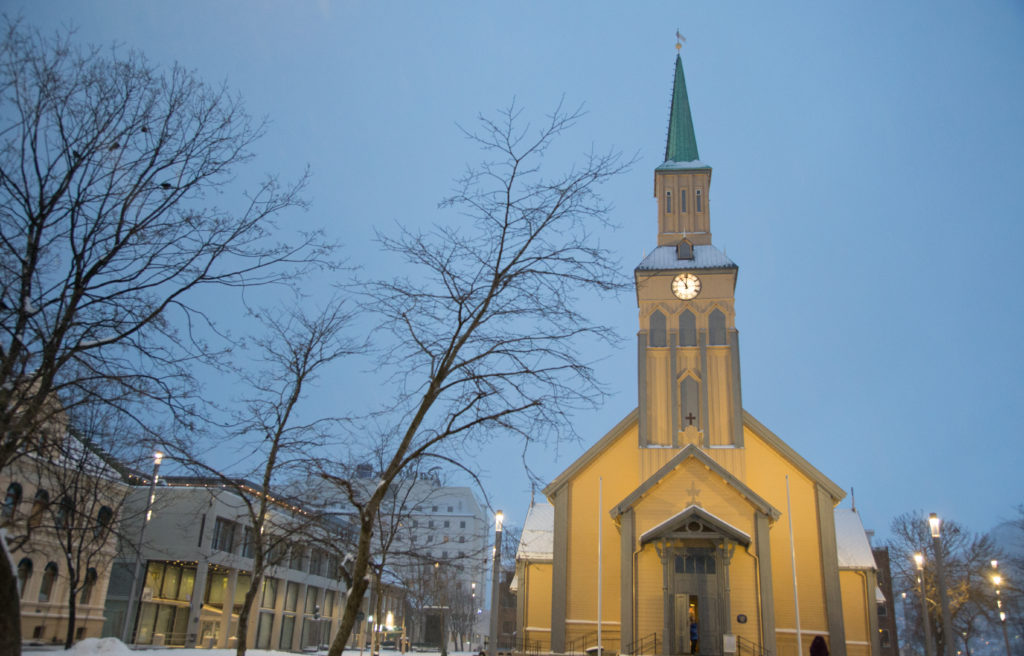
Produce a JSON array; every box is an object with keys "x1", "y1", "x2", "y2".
[{"x1": 636, "y1": 54, "x2": 743, "y2": 451}]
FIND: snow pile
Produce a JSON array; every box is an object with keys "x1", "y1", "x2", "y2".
[{"x1": 66, "y1": 638, "x2": 134, "y2": 656}]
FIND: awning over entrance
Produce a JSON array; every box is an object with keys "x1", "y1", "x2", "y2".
[{"x1": 639, "y1": 504, "x2": 751, "y2": 547}]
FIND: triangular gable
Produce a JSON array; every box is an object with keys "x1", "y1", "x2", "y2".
[
  {"x1": 542, "y1": 408, "x2": 638, "y2": 498},
  {"x1": 743, "y1": 410, "x2": 846, "y2": 502},
  {"x1": 639, "y1": 504, "x2": 752, "y2": 547},
  {"x1": 610, "y1": 443, "x2": 780, "y2": 521}
]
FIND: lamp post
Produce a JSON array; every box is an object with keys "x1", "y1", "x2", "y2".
[
  {"x1": 928, "y1": 513, "x2": 955, "y2": 656},
  {"x1": 122, "y1": 450, "x2": 163, "y2": 644},
  {"x1": 488, "y1": 510, "x2": 504, "y2": 656},
  {"x1": 915, "y1": 552, "x2": 934, "y2": 656},
  {"x1": 990, "y1": 561, "x2": 1011, "y2": 656}
]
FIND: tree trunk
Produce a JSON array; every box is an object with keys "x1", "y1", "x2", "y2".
[
  {"x1": 326, "y1": 518, "x2": 375, "y2": 656},
  {"x1": 65, "y1": 587, "x2": 78, "y2": 648},
  {"x1": 0, "y1": 558, "x2": 21, "y2": 656}
]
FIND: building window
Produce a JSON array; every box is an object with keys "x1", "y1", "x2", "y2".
[
  {"x1": 877, "y1": 602, "x2": 887, "y2": 617},
  {"x1": 429, "y1": 520, "x2": 435, "y2": 529},
  {"x1": 681, "y1": 377, "x2": 700, "y2": 430},
  {"x1": 444, "y1": 520, "x2": 450, "y2": 528},
  {"x1": 289, "y1": 544, "x2": 305, "y2": 571},
  {"x1": 649, "y1": 310, "x2": 667, "y2": 347},
  {"x1": 674, "y1": 553, "x2": 716, "y2": 574},
  {"x1": 708, "y1": 309, "x2": 727, "y2": 346},
  {"x1": 680, "y1": 190, "x2": 687, "y2": 212},
  {"x1": 79, "y1": 568, "x2": 98, "y2": 605},
  {"x1": 280, "y1": 614, "x2": 296, "y2": 650},
  {"x1": 309, "y1": 548, "x2": 323, "y2": 576},
  {"x1": 17, "y1": 558, "x2": 32, "y2": 598},
  {"x1": 241, "y1": 526, "x2": 255, "y2": 558},
  {"x1": 665, "y1": 190, "x2": 673, "y2": 213},
  {"x1": 212, "y1": 517, "x2": 236, "y2": 553},
  {"x1": 679, "y1": 310, "x2": 697, "y2": 347},
  {"x1": 95, "y1": 505, "x2": 113, "y2": 537},
  {"x1": 262, "y1": 577, "x2": 279, "y2": 608},
  {"x1": 1, "y1": 482, "x2": 22, "y2": 521},
  {"x1": 29, "y1": 489, "x2": 49, "y2": 527},
  {"x1": 432, "y1": 505, "x2": 438, "y2": 512},
  {"x1": 459, "y1": 535, "x2": 465, "y2": 543},
  {"x1": 696, "y1": 189, "x2": 703, "y2": 212},
  {"x1": 284, "y1": 581, "x2": 300, "y2": 612},
  {"x1": 460, "y1": 520, "x2": 465, "y2": 528},
  {"x1": 880, "y1": 629, "x2": 891, "y2": 648},
  {"x1": 39, "y1": 561, "x2": 58, "y2": 602},
  {"x1": 412, "y1": 519, "x2": 418, "y2": 528},
  {"x1": 447, "y1": 506, "x2": 453, "y2": 512}
]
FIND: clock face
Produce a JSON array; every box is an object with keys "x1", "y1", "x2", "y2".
[{"x1": 671, "y1": 272, "x2": 701, "y2": 300}]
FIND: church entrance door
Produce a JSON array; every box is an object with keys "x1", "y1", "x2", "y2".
[{"x1": 671, "y1": 551, "x2": 721, "y2": 656}]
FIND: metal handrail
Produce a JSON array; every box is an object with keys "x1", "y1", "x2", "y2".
[
  {"x1": 735, "y1": 634, "x2": 767, "y2": 656},
  {"x1": 566, "y1": 631, "x2": 598, "y2": 655},
  {"x1": 622, "y1": 632, "x2": 658, "y2": 656}
]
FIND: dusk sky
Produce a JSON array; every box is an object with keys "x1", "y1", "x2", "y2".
[{"x1": 10, "y1": 1, "x2": 1024, "y2": 544}]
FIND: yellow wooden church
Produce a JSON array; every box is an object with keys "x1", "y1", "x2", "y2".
[{"x1": 513, "y1": 55, "x2": 880, "y2": 656}]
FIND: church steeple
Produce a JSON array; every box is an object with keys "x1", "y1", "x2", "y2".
[
  {"x1": 654, "y1": 54, "x2": 711, "y2": 247},
  {"x1": 664, "y1": 54, "x2": 700, "y2": 164}
]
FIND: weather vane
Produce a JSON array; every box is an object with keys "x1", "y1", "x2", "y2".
[{"x1": 675, "y1": 29, "x2": 686, "y2": 51}]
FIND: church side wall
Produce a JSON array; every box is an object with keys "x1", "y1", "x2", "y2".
[
  {"x1": 520, "y1": 561, "x2": 553, "y2": 652},
  {"x1": 741, "y1": 428, "x2": 831, "y2": 656},
  {"x1": 839, "y1": 570, "x2": 872, "y2": 656},
  {"x1": 563, "y1": 425, "x2": 639, "y2": 651}
]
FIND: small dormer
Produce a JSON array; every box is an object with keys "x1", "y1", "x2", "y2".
[{"x1": 676, "y1": 238, "x2": 695, "y2": 261}]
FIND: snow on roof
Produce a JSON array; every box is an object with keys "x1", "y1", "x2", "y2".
[
  {"x1": 656, "y1": 159, "x2": 711, "y2": 170},
  {"x1": 516, "y1": 500, "x2": 554, "y2": 561},
  {"x1": 835, "y1": 508, "x2": 876, "y2": 570},
  {"x1": 636, "y1": 245, "x2": 737, "y2": 272}
]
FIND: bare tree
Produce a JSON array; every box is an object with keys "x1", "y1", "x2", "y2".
[
  {"x1": 0, "y1": 19, "x2": 327, "y2": 648},
  {"x1": 171, "y1": 300, "x2": 358, "y2": 655},
  {"x1": 887, "y1": 511, "x2": 1003, "y2": 656},
  {"x1": 322, "y1": 101, "x2": 630, "y2": 656}
]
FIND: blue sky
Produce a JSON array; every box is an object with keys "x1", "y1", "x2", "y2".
[{"x1": 10, "y1": 1, "x2": 1024, "y2": 543}]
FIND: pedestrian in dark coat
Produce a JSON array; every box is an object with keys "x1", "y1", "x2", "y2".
[{"x1": 810, "y1": 635, "x2": 829, "y2": 656}]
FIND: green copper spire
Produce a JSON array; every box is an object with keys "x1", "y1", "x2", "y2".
[{"x1": 664, "y1": 54, "x2": 700, "y2": 163}]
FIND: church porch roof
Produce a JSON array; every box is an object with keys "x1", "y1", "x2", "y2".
[{"x1": 639, "y1": 504, "x2": 752, "y2": 547}]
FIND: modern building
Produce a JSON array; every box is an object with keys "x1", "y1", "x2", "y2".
[
  {"x1": 103, "y1": 479, "x2": 350, "y2": 650},
  {"x1": 514, "y1": 53, "x2": 880, "y2": 656}
]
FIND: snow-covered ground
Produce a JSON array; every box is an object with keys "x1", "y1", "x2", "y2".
[{"x1": 44, "y1": 639, "x2": 473, "y2": 656}]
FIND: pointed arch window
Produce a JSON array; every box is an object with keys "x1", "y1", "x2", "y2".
[
  {"x1": 2, "y1": 482, "x2": 22, "y2": 521},
  {"x1": 17, "y1": 558, "x2": 32, "y2": 598},
  {"x1": 680, "y1": 376, "x2": 700, "y2": 430},
  {"x1": 649, "y1": 310, "x2": 667, "y2": 347},
  {"x1": 680, "y1": 189, "x2": 687, "y2": 212},
  {"x1": 696, "y1": 189, "x2": 703, "y2": 212},
  {"x1": 679, "y1": 310, "x2": 697, "y2": 346},
  {"x1": 709, "y1": 309, "x2": 727, "y2": 345},
  {"x1": 39, "y1": 561, "x2": 58, "y2": 602},
  {"x1": 665, "y1": 190, "x2": 673, "y2": 213},
  {"x1": 95, "y1": 505, "x2": 113, "y2": 537}
]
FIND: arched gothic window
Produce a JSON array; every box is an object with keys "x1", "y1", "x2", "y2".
[
  {"x1": 680, "y1": 376, "x2": 700, "y2": 430},
  {"x1": 17, "y1": 558, "x2": 32, "y2": 599},
  {"x1": 649, "y1": 310, "x2": 667, "y2": 347},
  {"x1": 679, "y1": 310, "x2": 697, "y2": 347},
  {"x1": 1, "y1": 482, "x2": 22, "y2": 521},
  {"x1": 665, "y1": 189, "x2": 672, "y2": 213},
  {"x1": 696, "y1": 189, "x2": 703, "y2": 212},
  {"x1": 680, "y1": 189, "x2": 687, "y2": 212},
  {"x1": 709, "y1": 309, "x2": 727, "y2": 346},
  {"x1": 55, "y1": 496, "x2": 74, "y2": 529},
  {"x1": 39, "y1": 561, "x2": 58, "y2": 602}
]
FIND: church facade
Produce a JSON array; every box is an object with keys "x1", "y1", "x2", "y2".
[{"x1": 513, "y1": 55, "x2": 880, "y2": 656}]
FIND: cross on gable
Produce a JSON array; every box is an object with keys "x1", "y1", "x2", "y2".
[
  {"x1": 685, "y1": 412, "x2": 697, "y2": 426},
  {"x1": 686, "y1": 481, "x2": 701, "y2": 506}
]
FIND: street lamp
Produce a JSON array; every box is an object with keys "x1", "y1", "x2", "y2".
[
  {"x1": 915, "y1": 552, "x2": 935, "y2": 656},
  {"x1": 122, "y1": 450, "x2": 163, "y2": 644},
  {"x1": 929, "y1": 513, "x2": 955, "y2": 656},
  {"x1": 488, "y1": 510, "x2": 504, "y2": 656},
  {"x1": 990, "y1": 561, "x2": 1011, "y2": 656}
]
